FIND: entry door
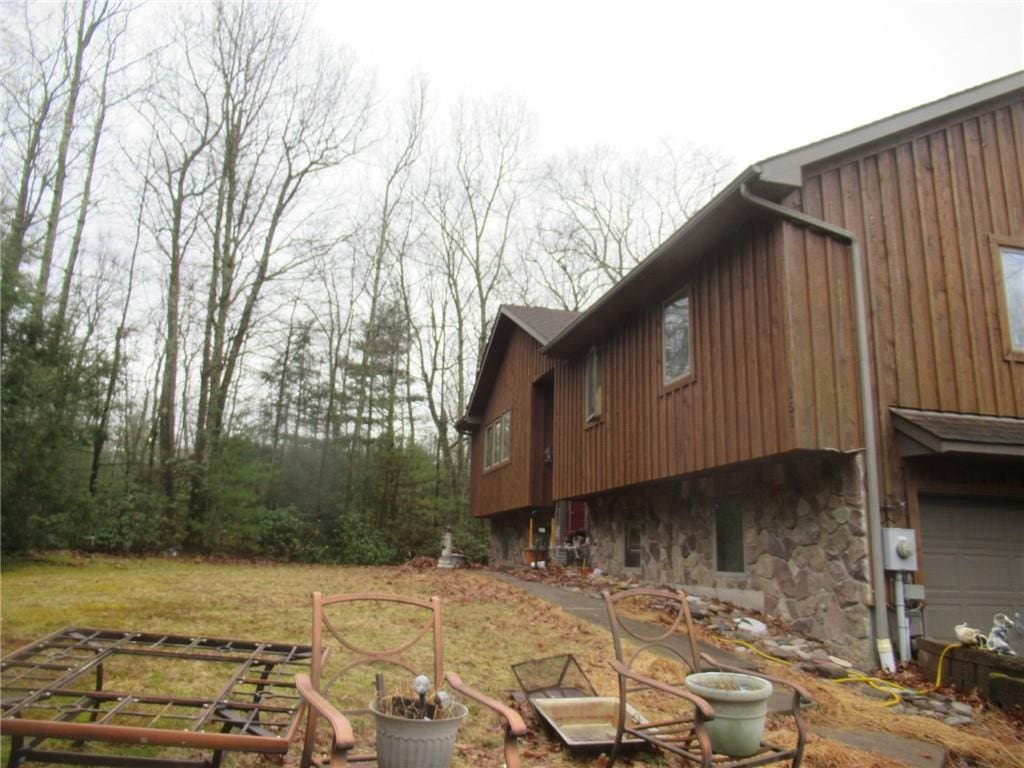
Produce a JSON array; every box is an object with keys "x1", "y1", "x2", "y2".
[{"x1": 920, "y1": 495, "x2": 1024, "y2": 648}]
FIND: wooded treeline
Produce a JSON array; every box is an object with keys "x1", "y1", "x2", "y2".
[{"x1": 1, "y1": 0, "x2": 729, "y2": 561}]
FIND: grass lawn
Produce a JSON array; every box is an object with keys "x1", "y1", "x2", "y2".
[{"x1": 2, "y1": 554, "x2": 1022, "y2": 767}]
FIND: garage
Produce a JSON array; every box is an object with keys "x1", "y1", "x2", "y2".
[{"x1": 919, "y1": 495, "x2": 1024, "y2": 643}]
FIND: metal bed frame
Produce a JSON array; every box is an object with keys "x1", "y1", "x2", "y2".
[{"x1": 1, "y1": 627, "x2": 316, "y2": 768}]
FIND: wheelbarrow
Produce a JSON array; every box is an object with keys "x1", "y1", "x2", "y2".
[{"x1": 511, "y1": 653, "x2": 647, "y2": 751}]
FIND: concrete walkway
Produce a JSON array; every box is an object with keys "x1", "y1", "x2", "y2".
[{"x1": 484, "y1": 569, "x2": 948, "y2": 768}]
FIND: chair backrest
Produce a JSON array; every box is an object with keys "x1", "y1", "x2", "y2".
[
  {"x1": 602, "y1": 588, "x2": 701, "y2": 683},
  {"x1": 305, "y1": 592, "x2": 444, "y2": 760}
]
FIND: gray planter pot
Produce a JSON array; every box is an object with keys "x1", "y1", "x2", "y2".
[
  {"x1": 370, "y1": 699, "x2": 468, "y2": 768},
  {"x1": 684, "y1": 672, "x2": 772, "y2": 757}
]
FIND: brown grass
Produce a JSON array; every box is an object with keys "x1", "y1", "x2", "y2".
[{"x1": 2, "y1": 554, "x2": 1021, "y2": 767}]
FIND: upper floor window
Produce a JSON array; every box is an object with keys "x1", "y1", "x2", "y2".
[
  {"x1": 483, "y1": 410, "x2": 511, "y2": 469},
  {"x1": 585, "y1": 345, "x2": 601, "y2": 421},
  {"x1": 662, "y1": 290, "x2": 692, "y2": 385},
  {"x1": 999, "y1": 244, "x2": 1024, "y2": 355}
]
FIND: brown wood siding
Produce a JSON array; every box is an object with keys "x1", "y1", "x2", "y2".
[
  {"x1": 469, "y1": 326, "x2": 556, "y2": 517},
  {"x1": 787, "y1": 95, "x2": 1024, "y2": 497},
  {"x1": 552, "y1": 225, "x2": 795, "y2": 500}
]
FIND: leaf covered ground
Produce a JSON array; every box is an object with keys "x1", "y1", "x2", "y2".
[{"x1": 1, "y1": 554, "x2": 1021, "y2": 767}]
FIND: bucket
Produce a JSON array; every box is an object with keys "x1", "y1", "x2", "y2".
[
  {"x1": 683, "y1": 672, "x2": 772, "y2": 757},
  {"x1": 370, "y1": 699, "x2": 468, "y2": 768}
]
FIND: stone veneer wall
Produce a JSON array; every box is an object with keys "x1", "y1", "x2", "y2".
[
  {"x1": 488, "y1": 509, "x2": 547, "y2": 566},
  {"x1": 586, "y1": 453, "x2": 873, "y2": 666}
]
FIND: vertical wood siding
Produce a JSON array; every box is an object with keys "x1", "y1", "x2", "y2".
[
  {"x1": 552, "y1": 225, "x2": 794, "y2": 500},
  {"x1": 784, "y1": 96, "x2": 1024, "y2": 496},
  {"x1": 469, "y1": 326, "x2": 556, "y2": 517},
  {"x1": 550, "y1": 94, "x2": 1023, "y2": 503}
]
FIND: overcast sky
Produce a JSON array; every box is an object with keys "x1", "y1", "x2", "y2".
[{"x1": 315, "y1": 0, "x2": 1024, "y2": 167}]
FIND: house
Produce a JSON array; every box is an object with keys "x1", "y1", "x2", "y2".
[{"x1": 458, "y1": 73, "x2": 1024, "y2": 667}]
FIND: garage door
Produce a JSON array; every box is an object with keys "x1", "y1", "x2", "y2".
[{"x1": 920, "y1": 495, "x2": 1024, "y2": 644}]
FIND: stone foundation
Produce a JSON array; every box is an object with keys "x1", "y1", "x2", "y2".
[{"x1": 584, "y1": 454, "x2": 873, "y2": 666}]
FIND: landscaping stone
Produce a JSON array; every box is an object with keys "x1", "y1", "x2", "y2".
[{"x1": 942, "y1": 714, "x2": 973, "y2": 727}]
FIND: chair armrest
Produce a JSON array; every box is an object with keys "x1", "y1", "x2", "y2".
[
  {"x1": 444, "y1": 671, "x2": 528, "y2": 737},
  {"x1": 610, "y1": 659, "x2": 715, "y2": 720},
  {"x1": 295, "y1": 673, "x2": 356, "y2": 749},
  {"x1": 698, "y1": 652, "x2": 813, "y2": 703}
]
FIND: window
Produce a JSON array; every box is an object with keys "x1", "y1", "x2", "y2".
[
  {"x1": 501, "y1": 411, "x2": 511, "y2": 460},
  {"x1": 662, "y1": 290, "x2": 692, "y2": 385},
  {"x1": 483, "y1": 410, "x2": 511, "y2": 469},
  {"x1": 585, "y1": 345, "x2": 601, "y2": 421},
  {"x1": 624, "y1": 514, "x2": 643, "y2": 569},
  {"x1": 999, "y1": 245, "x2": 1024, "y2": 354},
  {"x1": 713, "y1": 498, "x2": 745, "y2": 574}
]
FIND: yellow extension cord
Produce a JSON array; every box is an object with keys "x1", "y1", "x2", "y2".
[{"x1": 728, "y1": 638, "x2": 961, "y2": 707}]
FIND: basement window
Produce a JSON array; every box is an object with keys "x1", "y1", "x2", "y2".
[
  {"x1": 624, "y1": 514, "x2": 643, "y2": 570},
  {"x1": 713, "y1": 498, "x2": 745, "y2": 574}
]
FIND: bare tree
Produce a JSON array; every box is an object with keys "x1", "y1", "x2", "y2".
[
  {"x1": 142, "y1": 23, "x2": 219, "y2": 518},
  {"x1": 180, "y1": 1, "x2": 372, "y2": 545},
  {"x1": 529, "y1": 141, "x2": 731, "y2": 309},
  {"x1": 418, "y1": 94, "x2": 534, "y2": 488}
]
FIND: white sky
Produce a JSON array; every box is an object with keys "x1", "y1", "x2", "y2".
[{"x1": 315, "y1": 0, "x2": 1024, "y2": 166}]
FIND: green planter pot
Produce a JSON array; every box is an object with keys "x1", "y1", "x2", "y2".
[
  {"x1": 684, "y1": 672, "x2": 772, "y2": 757},
  {"x1": 370, "y1": 699, "x2": 468, "y2": 768}
]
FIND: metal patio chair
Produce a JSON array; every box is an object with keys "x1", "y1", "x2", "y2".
[
  {"x1": 602, "y1": 588, "x2": 809, "y2": 768},
  {"x1": 294, "y1": 591, "x2": 526, "y2": 767}
]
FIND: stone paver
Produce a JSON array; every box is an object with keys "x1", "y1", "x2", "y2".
[{"x1": 816, "y1": 727, "x2": 946, "y2": 768}]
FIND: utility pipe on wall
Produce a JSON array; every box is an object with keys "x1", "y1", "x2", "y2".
[{"x1": 739, "y1": 181, "x2": 895, "y2": 672}]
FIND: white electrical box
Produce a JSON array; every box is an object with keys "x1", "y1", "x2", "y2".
[{"x1": 882, "y1": 527, "x2": 918, "y2": 572}]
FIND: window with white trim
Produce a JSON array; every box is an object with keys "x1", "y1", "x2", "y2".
[
  {"x1": 585, "y1": 345, "x2": 601, "y2": 421},
  {"x1": 483, "y1": 410, "x2": 511, "y2": 469},
  {"x1": 662, "y1": 290, "x2": 692, "y2": 385},
  {"x1": 999, "y1": 245, "x2": 1024, "y2": 353}
]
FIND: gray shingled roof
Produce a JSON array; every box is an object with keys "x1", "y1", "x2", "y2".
[
  {"x1": 457, "y1": 305, "x2": 580, "y2": 428},
  {"x1": 502, "y1": 305, "x2": 580, "y2": 345},
  {"x1": 891, "y1": 407, "x2": 1024, "y2": 456}
]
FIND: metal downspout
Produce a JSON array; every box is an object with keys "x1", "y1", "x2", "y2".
[{"x1": 739, "y1": 182, "x2": 895, "y2": 671}]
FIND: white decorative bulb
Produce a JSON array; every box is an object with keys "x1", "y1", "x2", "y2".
[{"x1": 412, "y1": 675, "x2": 432, "y2": 695}]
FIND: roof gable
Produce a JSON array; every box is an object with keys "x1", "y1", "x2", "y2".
[{"x1": 458, "y1": 305, "x2": 579, "y2": 429}]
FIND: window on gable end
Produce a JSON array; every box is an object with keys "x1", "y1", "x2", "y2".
[
  {"x1": 501, "y1": 410, "x2": 511, "y2": 461},
  {"x1": 484, "y1": 424, "x2": 494, "y2": 469},
  {"x1": 662, "y1": 290, "x2": 692, "y2": 385},
  {"x1": 585, "y1": 345, "x2": 601, "y2": 421}
]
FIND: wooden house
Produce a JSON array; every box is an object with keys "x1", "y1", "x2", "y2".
[{"x1": 459, "y1": 73, "x2": 1024, "y2": 666}]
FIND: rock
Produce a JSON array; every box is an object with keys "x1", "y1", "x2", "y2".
[
  {"x1": 949, "y1": 701, "x2": 973, "y2": 716},
  {"x1": 943, "y1": 714, "x2": 973, "y2": 727},
  {"x1": 808, "y1": 661, "x2": 847, "y2": 679},
  {"x1": 827, "y1": 655, "x2": 853, "y2": 669}
]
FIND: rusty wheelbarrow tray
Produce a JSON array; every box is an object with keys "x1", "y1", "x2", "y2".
[{"x1": 510, "y1": 653, "x2": 647, "y2": 750}]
